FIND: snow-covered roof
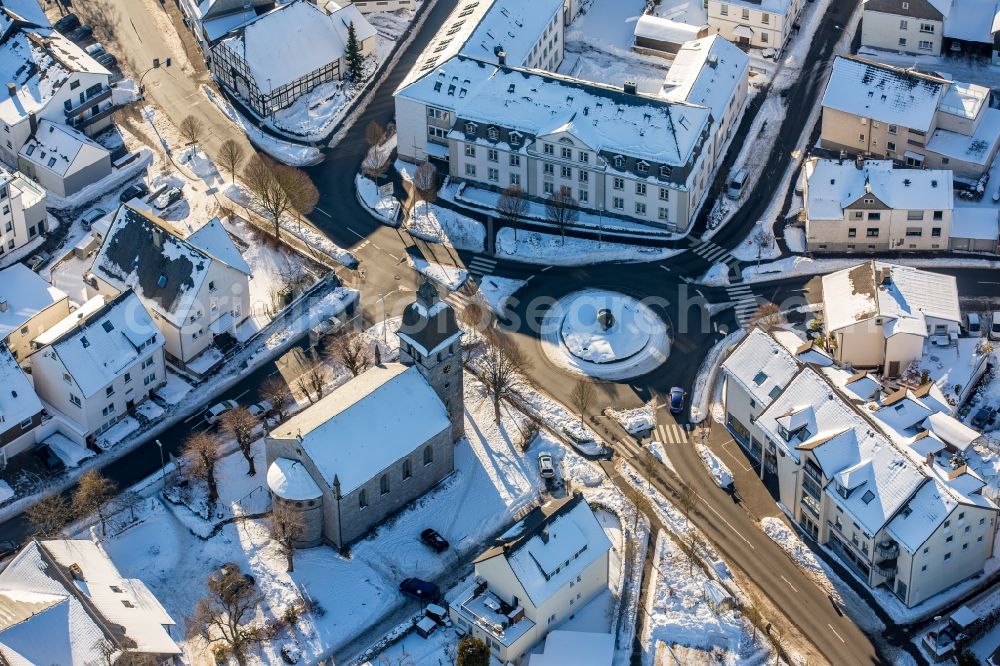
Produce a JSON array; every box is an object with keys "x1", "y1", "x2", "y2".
[
  {"x1": 944, "y1": 0, "x2": 997, "y2": 42},
  {"x1": 803, "y1": 159, "x2": 952, "y2": 221},
  {"x1": 0, "y1": 540, "x2": 180, "y2": 664},
  {"x1": 528, "y1": 630, "x2": 614, "y2": 666},
  {"x1": 197, "y1": 0, "x2": 270, "y2": 21},
  {"x1": 922, "y1": 412, "x2": 981, "y2": 451},
  {"x1": 218, "y1": 0, "x2": 374, "y2": 91},
  {"x1": 663, "y1": 35, "x2": 748, "y2": 131},
  {"x1": 32, "y1": 292, "x2": 163, "y2": 398},
  {"x1": 202, "y1": 9, "x2": 257, "y2": 43},
  {"x1": 0, "y1": 28, "x2": 108, "y2": 125},
  {"x1": 0, "y1": 263, "x2": 66, "y2": 340},
  {"x1": 821, "y1": 57, "x2": 946, "y2": 131},
  {"x1": 91, "y1": 206, "x2": 249, "y2": 327},
  {"x1": 939, "y1": 80, "x2": 989, "y2": 120},
  {"x1": 0, "y1": 0, "x2": 49, "y2": 36},
  {"x1": 952, "y1": 208, "x2": 999, "y2": 240},
  {"x1": 822, "y1": 261, "x2": 960, "y2": 332},
  {"x1": 721, "y1": 328, "x2": 799, "y2": 408},
  {"x1": 926, "y1": 107, "x2": 1000, "y2": 166},
  {"x1": 885, "y1": 478, "x2": 953, "y2": 550},
  {"x1": 267, "y1": 457, "x2": 322, "y2": 501},
  {"x1": 270, "y1": 363, "x2": 449, "y2": 494},
  {"x1": 635, "y1": 14, "x2": 704, "y2": 45},
  {"x1": 0, "y1": 344, "x2": 40, "y2": 430},
  {"x1": 398, "y1": 55, "x2": 712, "y2": 167},
  {"x1": 19, "y1": 120, "x2": 109, "y2": 177}
]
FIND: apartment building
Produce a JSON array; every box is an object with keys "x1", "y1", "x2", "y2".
[
  {"x1": 721, "y1": 327, "x2": 998, "y2": 608},
  {"x1": 820, "y1": 56, "x2": 1000, "y2": 178},
  {"x1": 0, "y1": 264, "x2": 70, "y2": 361},
  {"x1": 0, "y1": 344, "x2": 43, "y2": 461},
  {"x1": 707, "y1": 0, "x2": 804, "y2": 51},
  {"x1": 802, "y1": 158, "x2": 953, "y2": 252},
  {"x1": 861, "y1": 0, "x2": 948, "y2": 55},
  {"x1": 17, "y1": 121, "x2": 113, "y2": 198},
  {"x1": 0, "y1": 166, "x2": 46, "y2": 258},
  {"x1": 29, "y1": 291, "x2": 165, "y2": 446}
]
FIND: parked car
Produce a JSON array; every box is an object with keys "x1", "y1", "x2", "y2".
[
  {"x1": 85, "y1": 42, "x2": 105, "y2": 57},
  {"x1": 420, "y1": 528, "x2": 449, "y2": 553},
  {"x1": 399, "y1": 577, "x2": 440, "y2": 602},
  {"x1": 54, "y1": 13, "x2": 80, "y2": 32},
  {"x1": 991, "y1": 312, "x2": 1000, "y2": 341},
  {"x1": 537, "y1": 452, "x2": 555, "y2": 479},
  {"x1": 973, "y1": 406, "x2": 997, "y2": 429},
  {"x1": 68, "y1": 24, "x2": 93, "y2": 41},
  {"x1": 247, "y1": 401, "x2": 272, "y2": 419},
  {"x1": 79, "y1": 208, "x2": 106, "y2": 230},
  {"x1": 119, "y1": 183, "x2": 148, "y2": 203},
  {"x1": 203, "y1": 399, "x2": 240, "y2": 425},
  {"x1": 965, "y1": 313, "x2": 982, "y2": 337},
  {"x1": 96, "y1": 53, "x2": 117, "y2": 69},
  {"x1": 726, "y1": 168, "x2": 749, "y2": 200},
  {"x1": 669, "y1": 387, "x2": 686, "y2": 414},
  {"x1": 26, "y1": 252, "x2": 50, "y2": 272},
  {"x1": 32, "y1": 444, "x2": 65, "y2": 472},
  {"x1": 154, "y1": 187, "x2": 183, "y2": 210}
]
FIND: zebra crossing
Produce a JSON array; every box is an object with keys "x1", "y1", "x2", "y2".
[
  {"x1": 727, "y1": 283, "x2": 758, "y2": 326},
  {"x1": 653, "y1": 422, "x2": 693, "y2": 445},
  {"x1": 689, "y1": 239, "x2": 737, "y2": 266},
  {"x1": 467, "y1": 255, "x2": 497, "y2": 277}
]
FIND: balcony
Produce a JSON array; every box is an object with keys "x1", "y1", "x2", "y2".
[
  {"x1": 67, "y1": 102, "x2": 116, "y2": 131},
  {"x1": 874, "y1": 559, "x2": 897, "y2": 578},
  {"x1": 64, "y1": 86, "x2": 112, "y2": 118},
  {"x1": 876, "y1": 540, "x2": 899, "y2": 560}
]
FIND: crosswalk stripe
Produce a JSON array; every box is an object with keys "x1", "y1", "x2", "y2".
[
  {"x1": 727, "y1": 286, "x2": 752, "y2": 294},
  {"x1": 703, "y1": 247, "x2": 729, "y2": 262},
  {"x1": 654, "y1": 423, "x2": 691, "y2": 444}
]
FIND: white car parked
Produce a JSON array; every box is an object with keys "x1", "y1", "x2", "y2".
[{"x1": 203, "y1": 399, "x2": 239, "y2": 425}]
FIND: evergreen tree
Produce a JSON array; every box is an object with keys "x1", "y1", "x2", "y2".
[
  {"x1": 456, "y1": 637, "x2": 489, "y2": 666},
  {"x1": 345, "y1": 22, "x2": 365, "y2": 82}
]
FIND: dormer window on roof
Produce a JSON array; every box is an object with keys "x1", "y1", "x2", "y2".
[
  {"x1": 509, "y1": 130, "x2": 522, "y2": 145},
  {"x1": 465, "y1": 121, "x2": 477, "y2": 134},
  {"x1": 660, "y1": 165, "x2": 672, "y2": 178},
  {"x1": 488, "y1": 126, "x2": 499, "y2": 141},
  {"x1": 613, "y1": 155, "x2": 625, "y2": 168},
  {"x1": 637, "y1": 160, "x2": 649, "y2": 174}
]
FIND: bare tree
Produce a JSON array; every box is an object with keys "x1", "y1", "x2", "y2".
[
  {"x1": 362, "y1": 148, "x2": 390, "y2": 186},
  {"x1": 182, "y1": 432, "x2": 222, "y2": 503},
  {"x1": 221, "y1": 407, "x2": 259, "y2": 476},
  {"x1": 545, "y1": 186, "x2": 578, "y2": 244},
  {"x1": 412, "y1": 161, "x2": 439, "y2": 221},
  {"x1": 326, "y1": 330, "x2": 372, "y2": 377},
  {"x1": 114, "y1": 490, "x2": 145, "y2": 523},
  {"x1": 269, "y1": 501, "x2": 306, "y2": 572},
  {"x1": 366, "y1": 120, "x2": 386, "y2": 147},
  {"x1": 497, "y1": 185, "x2": 529, "y2": 246},
  {"x1": 73, "y1": 470, "x2": 118, "y2": 535},
  {"x1": 752, "y1": 224, "x2": 776, "y2": 268},
  {"x1": 570, "y1": 380, "x2": 596, "y2": 427},
  {"x1": 285, "y1": 166, "x2": 319, "y2": 228},
  {"x1": 676, "y1": 484, "x2": 698, "y2": 524},
  {"x1": 242, "y1": 154, "x2": 293, "y2": 242},
  {"x1": 26, "y1": 493, "x2": 70, "y2": 538},
  {"x1": 681, "y1": 530, "x2": 704, "y2": 575},
  {"x1": 260, "y1": 376, "x2": 292, "y2": 422},
  {"x1": 749, "y1": 301, "x2": 785, "y2": 329},
  {"x1": 218, "y1": 139, "x2": 245, "y2": 183},
  {"x1": 190, "y1": 565, "x2": 264, "y2": 666},
  {"x1": 179, "y1": 115, "x2": 204, "y2": 152},
  {"x1": 458, "y1": 298, "x2": 495, "y2": 342},
  {"x1": 296, "y1": 352, "x2": 331, "y2": 404},
  {"x1": 478, "y1": 332, "x2": 529, "y2": 422}
]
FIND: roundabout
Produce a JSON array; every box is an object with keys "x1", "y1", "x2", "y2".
[{"x1": 540, "y1": 289, "x2": 671, "y2": 381}]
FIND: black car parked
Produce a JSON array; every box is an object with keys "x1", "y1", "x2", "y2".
[
  {"x1": 54, "y1": 13, "x2": 80, "y2": 32},
  {"x1": 973, "y1": 406, "x2": 997, "y2": 429},
  {"x1": 68, "y1": 25, "x2": 93, "y2": 41},
  {"x1": 32, "y1": 444, "x2": 65, "y2": 472},
  {"x1": 120, "y1": 182, "x2": 149, "y2": 203},
  {"x1": 420, "y1": 528, "x2": 449, "y2": 553},
  {"x1": 399, "y1": 577, "x2": 440, "y2": 602}
]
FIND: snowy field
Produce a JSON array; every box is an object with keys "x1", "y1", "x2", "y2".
[{"x1": 497, "y1": 228, "x2": 681, "y2": 266}]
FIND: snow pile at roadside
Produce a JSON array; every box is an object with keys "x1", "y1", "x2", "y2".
[
  {"x1": 364, "y1": 316, "x2": 402, "y2": 362},
  {"x1": 784, "y1": 225, "x2": 806, "y2": 253},
  {"x1": 477, "y1": 276, "x2": 526, "y2": 316},
  {"x1": 699, "y1": 262, "x2": 731, "y2": 287},
  {"x1": 405, "y1": 201, "x2": 485, "y2": 252},
  {"x1": 695, "y1": 443, "x2": 733, "y2": 488},
  {"x1": 731, "y1": 221, "x2": 781, "y2": 262},
  {"x1": 606, "y1": 405, "x2": 655, "y2": 434},
  {"x1": 760, "y1": 517, "x2": 832, "y2": 592},
  {"x1": 740, "y1": 255, "x2": 1000, "y2": 284},
  {"x1": 355, "y1": 174, "x2": 400, "y2": 223},
  {"x1": 0, "y1": 481, "x2": 13, "y2": 504},
  {"x1": 497, "y1": 228, "x2": 681, "y2": 266},
  {"x1": 647, "y1": 441, "x2": 668, "y2": 464},
  {"x1": 690, "y1": 329, "x2": 746, "y2": 424},
  {"x1": 407, "y1": 255, "x2": 468, "y2": 291}
]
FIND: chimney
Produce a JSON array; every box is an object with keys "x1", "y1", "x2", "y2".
[
  {"x1": 0, "y1": 299, "x2": 6, "y2": 313},
  {"x1": 623, "y1": 81, "x2": 637, "y2": 95},
  {"x1": 707, "y1": 54, "x2": 718, "y2": 69},
  {"x1": 5, "y1": 83, "x2": 13, "y2": 97},
  {"x1": 880, "y1": 267, "x2": 892, "y2": 285},
  {"x1": 495, "y1": 47, "x2": 506, "y2": 66},
  {"x1": 855, "y1": 155, "x2": 864, "y2": 170}
]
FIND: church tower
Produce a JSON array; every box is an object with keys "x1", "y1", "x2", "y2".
[{"x1": 396, "y1": 280, "x2": 464, "y2": 441}]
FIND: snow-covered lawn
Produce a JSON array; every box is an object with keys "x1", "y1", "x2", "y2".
[
  {"x1": 355, "y1": 174, "x2": 400, "y2": 224},
  {"x1": 404, "y1": 201, "x2": 485, "y2": 252},
  {"x1": 784, "y1": 225, "x2": 806, "y2": 253},
  {"x1": 407, "y1": 255, "x2": 468, "y2": 291},
  {"x1": 497, "y1": 228, "x2": 681, "y2": 266},
  {"x1": 156, "y1": 372, "x2": 194, "y2": 405},
  {"x1": 605, "y1": 405, "x2": 655, "y2": 434},
  {"x1": 477, "y1": 275, "x2": 527, "y2": 316},
  {"x1": 731, "y1": 220, "x2": 782, "y2": 262},
  {"x1": 270, "y1": 81, "x2": 347, "y2": 141}
]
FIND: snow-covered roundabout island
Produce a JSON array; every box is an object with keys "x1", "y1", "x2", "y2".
[{"x1": 541, "y1": 289, "x2": 670, "y2": 380}]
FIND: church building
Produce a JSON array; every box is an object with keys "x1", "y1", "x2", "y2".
[{"x1": 264, "y1": 281, "x2": 464, "y2": 548}]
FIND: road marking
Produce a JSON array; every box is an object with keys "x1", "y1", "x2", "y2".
[
  {"x1": 700, "y1": 496, "x2": 755, "y2": 551},
  {"x1": 780, "y1": 575, "x2": 798, "y2": 592},
  {"x1": 345, "y1": 226, "x2": 365, "y2": 239},
  {"x1": 721, "y1": 440, "x2": 753, "y2": 472},
  {"x1": 979, "y1": 281, "x2": 1000, "y2": 285},
  {"x1": 828, "y1": 624, "x2": 846, "y2": 643},
  {"x1": 659, "y1": 265, "x2": 671, "y2": 273},
  {"x1": 541, "y1": 265, "x2": 553, "y2": 271},
  {"x1": 315, "y1": 207, "x2": 332, "y2": 217}
]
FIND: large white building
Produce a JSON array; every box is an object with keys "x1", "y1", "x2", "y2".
[
  {"x1": 87, "y1": 205, "x2": 251, "y2": 369},
  {"x1": 450, "y1": 494, "x2": 612, "y2": 662},
  {"x1": 707, "y1": 0, "x2": 804, "y2": 51},
  {"x1": 0, "y1": 166, "x2": 46, "y2": 259},
  {"x1": 721, "y1": 326, "x2": 997, "y2": 608}
]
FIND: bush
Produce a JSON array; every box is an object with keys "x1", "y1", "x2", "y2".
[
  {"x1": 456, "y1": 636, "x2": 489, "y2": 666},
  {"x1": 282, "y1": 605, "x2": 300, "y2": 626}
]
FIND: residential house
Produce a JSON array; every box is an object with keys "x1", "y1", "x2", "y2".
[
  {"x1": 0, "y1": 344, "x2": 43, "y2": 461},
  {"x1": 861, "y1": 0, "x2": 949, "y2": 54},
  {"x1": 28, "y1": 290, "x2": 165, "y2": 446},
  {"x1": 87, "y1": 205, "x2": 251, "y2": 369},
  {"x1": 721, "y1": 327, "x2": 998, "y2": 607},
  {"x1": 821, "y1": 261, "x2": 961, "y2": 375},
  {"x1": 633, "y1": 15, "x2": 709, "y2": 58},
  {"x1": 338, "y1": 0, "x2": 416, "y2": 14},
  {"x1": 177, "y1": 0, "x2": 273, "y2": 51},
  {"x1": 706, "y1": 0, "x2": 804, "y2": 51},
  {"x1": 210, "y1": 0, "x2": 376, "y2": 118},
  {"x1": 820, "y1": 56, "x2": 1000, "y2": 178},
  {"x1": 265, "y1": 280, "x2": 463, "y2": 548},
  {"x1": 0, "y1": 165, "x2": 46, "y2": 258},
  {"x1": 801, "y1": 158, "x2": 953, "y2": 252},
  {"x1": 449, "y1": 494, "x2": 612, "y2": 663},
  {"x1": 17, "y1": 121, "x2": 113, "y2": 198},
  {"x1": 0, "y1": 264, "x2": 70, "y2": 361},
  {"x1": 0, "y1": 539, "x2": 182, "y2": 663}
]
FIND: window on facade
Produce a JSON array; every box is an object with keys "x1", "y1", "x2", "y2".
[
  {"x1": 741, "y1": 8, "x2": 749, "y2": 19},
  {"x1": 635, "y1": 202, "x2": 646, "y2": 215},
  {"x1": 423, "y1": 445, "x2": 434, "y2": 466},
  {"x1": 613, "y1": 177, "x2": 624, "y2": 190},
  {"x1": 544, "y1": 163, "x2": 554, "y2": 176},
  {"x1": 762, "y1": 12, "x2": 769, "y2": 24},
  {"x1": 544, "y1": 182, "x2": 554, "y2": 194},
  {"x1": 465, "y1": 164, "x2": 476, "y2": 177},
  {"x1": 487, "y1": 149, "x2": 498, "y2": 162},
  {"x1": 561, "y1": 165, "x2": 572, "y2": 179},
  {"x1": 848, "y1": 228, "x2": 857, "y2": 238},
  {"x1": 919, "y1": 40, "x2": 933, "y2": 50},
  {"x1": 761, "y1": 32, "x2": 768, "y2": 43},
  {"x1": 867, "y1": 228, "x2": 879, "y2": 237},
  {"x1": 544, "y1": 143, "x2": 554, "y2": 155},
  {"x1": 905, "y1": 227, "x2": 922, "y2": 236},
  {"x1": 635, "y1": 182, "x2": 646, "y2": 196},
  {"x1": 510, "y1": 154, "x2": 521, "y2": 167},
  {"x1": 720, "y1": 3, "x2": 728, "y2": 15},
  {"x1": 402, "y1": 459, "x2": 412, "y2": 479},
  {"x1": 578, "y1": 170, "x2": 589, "y2": 183},
  {"x1": 464, "y1": 144, "x2": 475, "y2": 158},
  {"x1": 359, "y1": 489, "x2": 368, "y2": 508},
  {"x1": 561, "y1": 147, "x2": 572, "y2": 160},
  {"x1": 579, "y1": 190, "x2": 588, "y2": 203},
  {"x1": 658, "y1": 187, "x2": 670, "y2": 201},
  {"x1": 106, "y1": 386, "x2": 115, "y2": 397},
  {"x1": 919, "y1": 22, "x2": 934, "y2": 33},
  {"x1": 510, "y1": 173, "x2": 521, "y2": 185},
  {"x1": 579, "y1": 152, "x2": 589, "y2": 164},
  {"x1": 944, "y1": 552, "x2": 951, "y2": 560},
  {"x1": 868, "y1": 212, "x2": 881, "y2": 221},
  {"x1": 852, "y1": 211, "x2": 863, "y2": 219},
  {"x1": 487, "y1": 168, "x2": 499, "y2": 182},
  {"x1": 906, "y1": 210, "x2": 924, "y2": 221},
  {"x1": 658, "y1": 207, "x2": 669, "y2": 220},
  {"x1": 931, "y1": 227, "x2": 941, "y2": 237},
  {"x1": 380, "y1": 474, "x2": 390, "y2": 495},
  {"x1": 900, "y1": 19, "x2": 908, "y2": 30},
  {"x1": 613, "y1": 197, "x2": 624, "y2": 210},
  {"x1": 69, "y1": 393, "x2": 81, "y2": 407}
]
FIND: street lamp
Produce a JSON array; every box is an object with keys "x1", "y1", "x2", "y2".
[
  {"x1": 156, "y1": 439, "x2": 167, "y2": 490},
  {"x1": 377, "y1": 292, "x2": 388, "y2": 343},
  {"x1": 138, "y1": 57, "x2": 172, "y2": 97}
]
